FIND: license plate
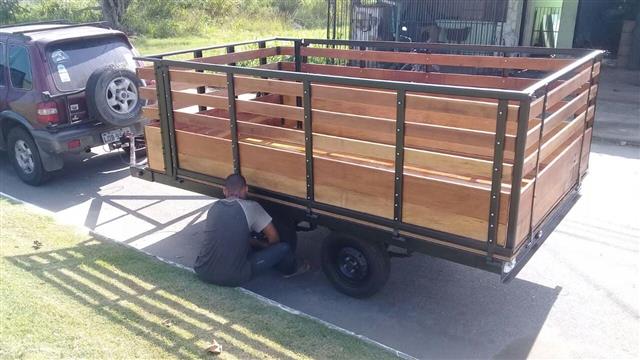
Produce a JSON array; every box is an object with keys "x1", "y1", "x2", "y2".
[{"x1": 101, "y1": 127, "x2": 131, "y2": 144}]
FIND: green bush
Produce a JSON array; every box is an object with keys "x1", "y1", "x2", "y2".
[
  {"x1": 1, "y1": 0, "x2": 326, "y2": 37},
  {"x1": 9, "y1": 0, "x2": 100, "y2": 24}
]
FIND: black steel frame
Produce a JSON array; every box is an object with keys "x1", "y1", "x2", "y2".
[{"x1": 133, "y1": 37, "x2": 603, "y2": 280}]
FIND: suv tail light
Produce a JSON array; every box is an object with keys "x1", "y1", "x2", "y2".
[{"x1": 37, "y1": 101, "x2": 60, "y2": 124}]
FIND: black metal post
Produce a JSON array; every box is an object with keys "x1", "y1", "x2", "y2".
[
  {"x1": 194, "y1": 50, "x2": 206, "y2": 112},
  {"x1": 394, "y1": 89, "x2": 407, "y2": 222},
  {"x1": 505, "y1": 99, "x2": 532, "y2": 249},
  {"x1": 359, "y1": 46, "x2": 366, "y2": 68},
  {"x1": 303, "y1": 80, "x2": 314, "y2": 203},
  {"x1": 154, "y1": 62, "x2": 178, "y2": 178},
  {"x1": 294, "y1": 40, "x2": 303, "y2": 128},
  {"x1": 226, "y1": 73, "x2": 240, "y2": 174},
  {"x1": 258, "y1": 41, "x2": 267, "y2": 66},
  {"x1": 526, "y1": 85, "x2": 549, "y2": 241},
  {"x1": 487, "y1": 99, "x2": 509, "y2": 257},
  {"x1": 226, "y1": 45, "x2": 236, "y2": 66},
  {"x1": 294, "y1": 40, "x2": 302, "y2": 72},
  {"x1": 577, "y1": 58, "x2": 597, "y2": 186}
]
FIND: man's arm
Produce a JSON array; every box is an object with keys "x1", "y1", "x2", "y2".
[{"x1": 261, "y1": 222, "x2": 280, "y2": 245}]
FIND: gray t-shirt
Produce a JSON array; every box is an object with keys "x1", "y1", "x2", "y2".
[{"x1": 194, "y1": 198, "x2": 272, "y2": 286}]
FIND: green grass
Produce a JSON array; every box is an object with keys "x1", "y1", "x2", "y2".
[
  {"x1": 132, "y1": 17, "x2": 325, "y2": 56},
  {"x1": 0, "y1": 198, "x2": 394, "y2": 359}
]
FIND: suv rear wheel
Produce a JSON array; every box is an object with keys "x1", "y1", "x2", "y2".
[
  {"x1": 7, "y1": 127, "x2": 49, "y2": 186},
  {"x1": 86, "y1": 68, "x2": 143, "y2": 127}
]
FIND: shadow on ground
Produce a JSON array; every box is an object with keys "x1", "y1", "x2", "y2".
[
  {"x1": 1, "y1": 148, "x2": 562, "y2": 359},
  {"x1": 6, "y1": 239, "x2": 359, "y2": 359}
]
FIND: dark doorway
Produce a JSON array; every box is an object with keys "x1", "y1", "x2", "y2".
[{"x1": 573, "y1": 0, "x2": 640, "y2": 56}]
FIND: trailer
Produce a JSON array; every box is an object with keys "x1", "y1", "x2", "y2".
[{"x1": 131, "y1": 38, "x2": 603, "y2": 297}]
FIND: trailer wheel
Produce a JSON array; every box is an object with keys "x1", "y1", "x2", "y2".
[{"x1": 321, "y1": 233, "x2": 390, "y2": 298}]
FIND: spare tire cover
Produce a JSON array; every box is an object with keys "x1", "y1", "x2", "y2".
[{"x1": 86, "y1": 67, "x2": 143, "y2": 127}]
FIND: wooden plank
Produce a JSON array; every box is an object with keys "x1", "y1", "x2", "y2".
[
  {"x1": 315, "y1": 157, "x2": 394, "y2": 219},
  {"x1": 137, "y1": 66, "x2": 154, "y2": 80},
  {"x1": 164, "y1": 69, "x2": 519, "y2": 125},
  {"x1": 172, "y1": 111, "x2": 513, "y2": 180},
  {"x1": 168, "y1": 69, "x2": 302, "y2": 96},
  {"x1": 176, "y1": 130, "x2": 233, "y2": 179},
  {"x1": 192, "y1": 47, "x2": 279, "y2": 65},
  {"x1": 142, "y1": 106, "x2": 159, "y2": 120},
  {"x1": 298, "y1": 46, "x2": 572, "y2": 71},
  {"x1": 311, "y1": 108, "x2": 516, "y2": 160},
  {"x1": 403, "y1": 170, "x2": 511, "y2": 243},
  {"x1": 144, "y1": 125, "x2": 165, "y2": 172},
  {"x1": 530, "y1": 66, "x2": 591, "y2": 117},
  {"x1": 294, "y1": 62, "x2": 536, "y2": 90},
  {"x1": 531, "y1": 136, "x2": 582, "y2": 226},
  {"x1": 313, "y1": 82, "x2": 518, "y2": 122},
  {"x1": 240, "y1": 142, "x2": 307, "y2": 198},
  {"x1": 580, "y1": 128, "x2": 593, "y2": 175}
]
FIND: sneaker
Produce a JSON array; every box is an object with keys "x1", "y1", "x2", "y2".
[{"x1": 283, "y1": 260, "x2": 311, "y2": 278}]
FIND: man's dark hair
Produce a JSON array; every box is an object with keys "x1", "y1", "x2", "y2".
[{"x1": 224, "y1": 174, "x2": 247, "y2": 196}]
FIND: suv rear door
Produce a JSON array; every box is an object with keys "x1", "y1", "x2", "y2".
[{"x1": 44, "y1": 36, "x2": 137, "y2": 125}]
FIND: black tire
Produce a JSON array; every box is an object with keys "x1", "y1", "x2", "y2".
[
  {"x1": 7, "y1": 127, "x2": 49, "y2": 186},
  {"x1": 86, "y1": 68, "x2": 143, "y2": 127},
  {"x1": 321, "y1": 233, "x2": 390, "y2": 298}
]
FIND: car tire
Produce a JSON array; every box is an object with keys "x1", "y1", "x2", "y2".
[
  {"x1": 86, "y1": 68, "x2": 143, "y2": 127},
  {"x1": 7, "y1": 127, "x2": 50, "y2": 186},
  {"x1": 321, "y1": 233, "x2": 390, "y2": 298}
]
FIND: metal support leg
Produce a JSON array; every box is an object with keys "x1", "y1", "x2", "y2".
[
  {"x1": 527, "y1": 85, "x2": 549, "y2": 242},
  {"x1": 303, "y1": 80, "x2": 314, "y2": 203},
  {"x1": 154, "y1": 63, "x2": 178, "y2": 178},
  {"x1": 505, "y1": 99, "x2": 532, "y2": 249},
  {"x1": 226, "y1": 73, "x2": 240, "y2": 174},
  {"x1": 226, "y1": 45, "x2": 236, "y2": 66},
  {"x1": 577, "y1": 58, "x2": 598, "y2": 186},
  {"x1": 487, "y1": 99, "x2": 509, "y2": 257},
  {"x1": 194, "y1": 50, "x2": 206, "y2": 112},
  {"x1": 394, "y1": 90, "x2": 406, "y2": 222}
]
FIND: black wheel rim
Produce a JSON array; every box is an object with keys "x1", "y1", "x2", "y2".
[{"x1": 336, "y1": 246, "x2": 368, "y2": 282}]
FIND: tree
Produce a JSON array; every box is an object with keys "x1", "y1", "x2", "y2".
[
  {"x1": 0, "y1": 0, "x2": 23, "y2": 24},
  {"x1": 101, "y1": 0, "x2": 131, "y2": 30}
]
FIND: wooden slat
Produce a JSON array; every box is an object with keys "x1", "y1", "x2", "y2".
[
  {"x1": 293, "y1": 62, "x2": 536, "y2": 90},
  {"x1": 580, "y1": 128, "x2": 593, "y2": 175},
  {"x1": 164, "y1": 69, "x2": 519, "y2": 124},
  {"x1": 192, "y1": 47, "x2": 279, "y2": 65},
  {"x1": 531, "y1": 136, "x2": 582, "y2": 226},
  {"x1": 541, "y1": 88, "x2": 589, "y2": 136},
  {"x1": 530, "y1": 66, "x2": 592, "y2": 117},
  {"x1": 144, "y1": 125, "x2": 165, "y2": 172},
  {"x1": 298, "y1": 46, "x2": 572, "y2": 71},
  {"x1": 172, "y1": 111, "x2": 512, "y2": 180}
]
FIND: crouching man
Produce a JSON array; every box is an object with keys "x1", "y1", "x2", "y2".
[{"x1": 194, "y1": 174, "x2": 308, "y2": 286}]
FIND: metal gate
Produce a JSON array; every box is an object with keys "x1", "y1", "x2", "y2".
[{"x1": 327, "y1": 0, "x2": 508, "y2": 46}]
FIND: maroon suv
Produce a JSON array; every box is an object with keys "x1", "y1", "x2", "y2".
[{"x1": 0, "y1": 21, "x2": 145, "y2": 185}]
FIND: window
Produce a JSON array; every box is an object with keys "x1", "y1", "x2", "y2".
[
  {"x1": 9, "y1": 45, "x2": 32, "y2": 90},
  {"x1": 46, "y1": 36, "x2": 134, "y2": 92},
  {"x1": 0, "y1": 43, "x2": 5, "y2": 87}
]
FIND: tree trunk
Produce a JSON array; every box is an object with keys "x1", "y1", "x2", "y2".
[{"x1": 101, "y1": 0, "x2": 131, "y2": 30}]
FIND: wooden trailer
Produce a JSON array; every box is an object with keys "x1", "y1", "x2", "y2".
[{"x1": 132, "y1": 38, "x2": 603, "y2": 297}]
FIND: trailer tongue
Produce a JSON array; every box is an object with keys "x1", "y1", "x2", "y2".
[{"x1": 131, "y1": 37, "x2": 602, "y2": 297}]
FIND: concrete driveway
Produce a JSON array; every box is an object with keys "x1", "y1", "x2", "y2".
[{"x1": 1, "y1": 140, "x2": 638, "y2": 359}]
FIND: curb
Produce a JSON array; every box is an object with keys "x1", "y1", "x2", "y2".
[{"x1": 0, "y1": 191, "x2": 417, "y2": 360}]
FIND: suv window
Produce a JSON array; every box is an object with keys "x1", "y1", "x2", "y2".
[
  {"x1": 0, "y1": 43, "x2": 5, "y2": 86},
  {"x1": 9, "y1": 45, "x2": 32, "y2": 90},
  {"x1": 46, "y1": 36, "x2": 135, "y2": 92}
]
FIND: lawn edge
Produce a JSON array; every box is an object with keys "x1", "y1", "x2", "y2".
[{"x1": 0, "y1": 191, "x2": 416, "y2": 360}]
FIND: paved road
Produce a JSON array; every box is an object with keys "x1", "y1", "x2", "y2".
[{"x1": 1, "y1": 141, "x2": 638, "y2": 359}]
